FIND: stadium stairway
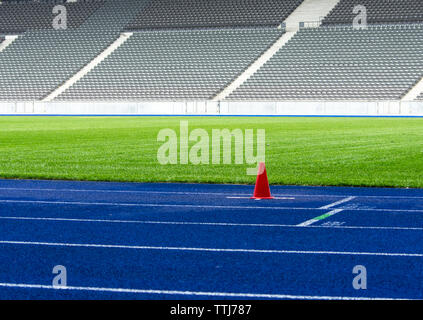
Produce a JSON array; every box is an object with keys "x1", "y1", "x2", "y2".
[
  {"x1": 43, "y1": 32, "x2": 134, "y2": 102},
  {"x1": 0, "y1": 35, "x2": 18, "y2": 53},
  {"x1": 212, "y1": 31, "x2": 297, "y2": 102},
  {"x1": 213, "y1": 0, "x2": 341, "y2": 101},
  {"x1": 402, "y1": 76, "x2": 423, "y2": 101}
]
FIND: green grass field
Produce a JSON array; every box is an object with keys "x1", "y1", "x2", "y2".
[{"x1": 0, "y1": 116, "x2": 422, "y2": 188}]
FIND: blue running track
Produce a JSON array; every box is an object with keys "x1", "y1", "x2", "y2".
[{"x1": 0, "y1": 179, "x2": 422, "y2": 300}]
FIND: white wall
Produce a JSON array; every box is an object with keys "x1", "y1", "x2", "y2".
[
  {"x1": 221, "y1": 101, "x2": 423, "y2": 116},
  {"x1": 1, "y1": 101, "x2": 423, "y2": 116}
]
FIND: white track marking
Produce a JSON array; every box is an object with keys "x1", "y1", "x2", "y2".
[
  {"x1": 320, "y1": 196, "x2": 356, "y2": 209},
  {"x1": 1, "y1": 199, "x2": 423, "y2": 213},
  {"x1": 1, "y1": 187, "x2": 423, "y2": 199},
  {"x1": 0, "y1": 187, "x2": 250, "y2": 196},
  {"x1": 0, "y1": 282, "x2": 403, "y2": 300},
  {"x1": 0, "y1": 240, "x2": 422, "y2": 257},
  {"x1": 227, "y1": 196, "x2": 254, "y2": 199},
  {"x1": 0, "y1": 215, "x2": 303, "y2": 227},
  {"x1": 0, "y1": 199, "x2": 310, "y2": 210},
  {"x1": 1, "y1": 215, "x2": 422, "y2": 231},
  {"x1": 226, "y1": 196, "x2": 295, "y2": 200},
  {"x1": 0, "y1": 216, "x2": 296, "y2": 227},
  {"x1": 297, "y1": 209, "x2": 344, "y2": 227}
]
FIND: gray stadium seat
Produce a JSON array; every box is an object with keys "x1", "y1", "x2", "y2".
[
  {"x1": 323, "y1": 0, "x2": 423, "y2": 25},
  {"x1": 0, "y1": 0, "x2": 105, "y2": 33},
  {"x1": 0, "y1": 0, "x2": 151, "y2": 101},
  {"x1": 227, "y1": 24, "x2": 423, "y2": 101},
  {"x1": 126, "y1": 0, "x2": 303, "y2": 30},
  {"x1": 56, "y1": 28, "x2": 284, "y2": 101},
  {"x1": 1, "y1": 0, "x2": 423, "y2": 102}
]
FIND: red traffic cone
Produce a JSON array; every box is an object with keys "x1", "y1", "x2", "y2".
[{"x1": 251, "y1": 162, "x2": 274, "y2": 199}]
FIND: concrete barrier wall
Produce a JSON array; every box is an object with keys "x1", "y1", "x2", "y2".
[
  {"x1": 1, "y1": 100, "x2": 423, "y2": 116},
  {"x1": 220, "y1": 101, "x2": 423, "y2": 116}
]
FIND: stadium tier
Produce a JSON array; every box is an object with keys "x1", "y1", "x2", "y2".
[
  {"x1": 126, "y1": 0, "x2": 303, "y2": 30},
  {"x1": 0, "y1": 0, "x2": 150, "y2": 101},
  {"x1": 0, "y1": 0, "x2": 423, "y2": 106},
  {"x1": 227, "y1": 24, "x2": 423, "y2": 101},
  {"x1": 323, "y1": 0, "x2": 423, "y2": 25},
  {"x1": 55, "y1": 29, "x2": 284, "y2": 101},
  {"x1": 0, "y1": 0, "x2": 105, "y2": 33}
]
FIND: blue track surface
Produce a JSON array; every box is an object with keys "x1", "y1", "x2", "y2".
[{"x1": 0, "y1": 179, "x2": 422, "y2": 300}]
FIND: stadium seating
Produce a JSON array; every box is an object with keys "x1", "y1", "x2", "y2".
[
  {"x1": 0, "y1": 0, "x2": 150, "y2": 101},
  {"x1": 227, "y1": 24, "x2": 423, "y2": 101},
  {"x1": 323, "y1": 0, "x2": 423, "y2": 25},
  {"x1": 126, "y1": 0, "x2": 303, "y2": 30},
  {"x1": 1, "y1": 0, "x2": 423, "y2": 103},
  {"x1": 56, "y1": 28, "x2": 284, "y2": 100},
  {"x1": 0, "y1": 0, "x2": 104, "y2": 33}
]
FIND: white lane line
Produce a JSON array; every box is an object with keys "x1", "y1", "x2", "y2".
[
  {"x1": 0, "y1": 199, "x2": 307, "y2": 210},
  {"x1": 297, "y1": 209, "x2": 344, "y2": 227},
  {"x1": 0, "y1": 282, "x2": 403, "y2": 300},
  {"x1": 1, "y1": 187, "x2": 423, "y2": 199},
  {"x1": 0, "y1": 240, "x2": 422, "y2": 257},
  {"x1": 226, "y1": 196, "x2": 295, "y2": 200},
  {"x1": 0, "y1": 215, "x2": 301, "y2": 227},
  {"x1": 320, "y1": 196, "x2": 356, "y2": 210},
  {"x1": 0, "y1": 216, "x2": 294, "y2": 227},
  {"x1": 0, "y1": 187, "x2": 250, "y2": 196},
  {"x1": 0, "y1": 216, "x2": 422, "y2": 231},
  {"x1": 1, "y1": 199, "x2": 423, "y2": 213}
]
